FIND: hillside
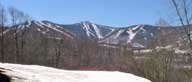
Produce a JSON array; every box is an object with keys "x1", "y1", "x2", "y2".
[{"x1": 4, "y1": 20, "x2": 188, "y2": 49}]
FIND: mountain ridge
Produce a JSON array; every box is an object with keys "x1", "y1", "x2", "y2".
[{"x1": 3, "y1": 20, "x2": 187, "y2": 49}]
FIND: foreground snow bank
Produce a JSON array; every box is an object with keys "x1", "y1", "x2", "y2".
[{"x1": 0, "y1": 63, "x2": 151, "y2": 82}]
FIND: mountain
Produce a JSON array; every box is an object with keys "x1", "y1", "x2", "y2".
[{"x1": 4, "y1": 20, "x2": 186, "y2": 49}]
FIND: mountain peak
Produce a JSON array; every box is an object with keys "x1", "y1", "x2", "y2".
[{"x1": 80, "y1": 21, "x2": 93, "y2": 24}]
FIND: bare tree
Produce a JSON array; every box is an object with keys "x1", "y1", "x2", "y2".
[
  {"x1": 0, "y1": 4, "x2": 7, "y2": 63},
  {"x1": 9, "y1": 7, "x2": 28, "y2": 63},
  {"x1": 171, "y1": 0, "x2": 192, "y2": 48},
  {"x1": 9, "y1": 7, "x2": 19, "y2": 63},
  {"x1": 156, "y1": 17, "x2": 170, "y2": 27},
  {"x1": 20, "y1": 14, "x2": 30, "y2": 63},
  {"x1": 55, "y1": 38, "x2": 63, "y2": 68}
]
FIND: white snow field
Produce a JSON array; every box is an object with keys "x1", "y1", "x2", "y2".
[{"x1": 0, "y1": 63, "x2": 151, "y2": 82}]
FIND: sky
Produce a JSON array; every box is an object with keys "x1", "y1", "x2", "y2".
[{"x1": 1, "y1": 0, "x2": 171, "y2": 27}]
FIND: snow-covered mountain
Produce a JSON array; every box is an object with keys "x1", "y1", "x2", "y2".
[
  {"x1": 0, "y1": 63, "x2": 151, "y2": 82},
  {"x1": 99, "y1": 25, "x2": 157, "y2": 47},
  {"x1": 4, "y1": 20, "x2": 184, "y2": 49},
  {"x1": 62, "y1": 21, "x2": 115, "y2": 40}
]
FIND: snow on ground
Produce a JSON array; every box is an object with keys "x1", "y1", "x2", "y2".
[
  {"x1": 99, "y1": 44, "x2": 117, "y2": 48},
  {"x1": 156, "y1": 45, "x2": 173, "y2": 51},
  {"x1": 133, "y1": 49, "x2": 153, "y2": 53},
  {"x1": 0, "y1": 63, "x2": 151, "y2": 82},
  {"x1": 174, "y1": 48, "x2": 188, "y2": 54},
  {"x1": 156, "y1": 45, "x2": 189, "y2": 54}
]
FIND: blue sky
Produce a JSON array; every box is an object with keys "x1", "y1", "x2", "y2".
[{"x1": 2, "y1": 0, "x2": 171, "y2": 27}]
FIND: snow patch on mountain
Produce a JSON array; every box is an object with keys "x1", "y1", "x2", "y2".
[
  {"x1": 126, "y1": 29, "x2": 139, "y2": 42},
  {"x1": 115, "y1": 30, "x2": 125, "y2": 39},
  {"x1": 150, "y1": 33, "x2": 154, "y2": 37},
  {"x1": 105, "y1": 28, "x2": 115, "y2": 37},
  {"x1": 34, "y1": 21, "x2": 45, "y2": 29},
  {"x1": 82, "y1": 22, "x2": 95, "y2": 37},
  {"x1": 132, "y1": 25, "x2": 141, "y2": 31},
  {"x1": 0, "y1": 29, "x2": 10, "y2": 36},
  {"x1": 127, "y1": 25, "x2": 145, "y2": 43},
  {"x1": 25, "y1": 20, "x2": 31, "y2": 27},
  {"x1": 33, "y1": 21, "x2": 74, "y2": 38},
  {"x1": 45, "y1": 23, "x2": 64, "y2": 34},
  {"x1": 92, "y1": 24, "x2": 104, "y2": 39},
  {"x1": 127, "y1": 30, "x2": 136, "y2": 43},
  {"x1": 55, "y1": 25, "x2": 63, "y2": 29},
  {"x1": 37, "y1": 28, "x2": 41, "y2": 32},
  {"x1": 140, "y1": 26, "x2": 146, "y2": 33}
]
